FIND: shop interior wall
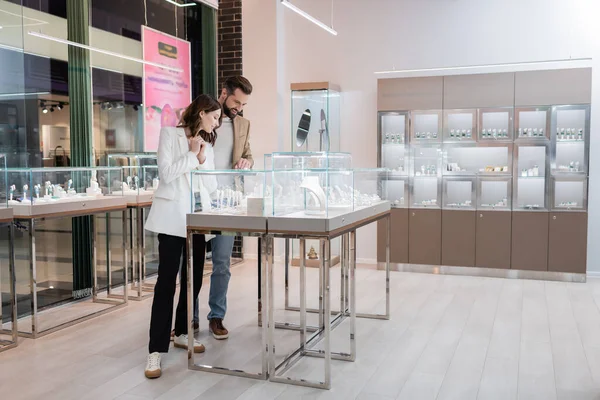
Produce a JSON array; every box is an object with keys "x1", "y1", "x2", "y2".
[{"x1": 242, "y1": 0, "x2": 600, "y2": 267}]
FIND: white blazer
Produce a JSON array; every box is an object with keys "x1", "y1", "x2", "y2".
[{"x1": 145, "y1": 127, "x2": 217, "y2": 238}]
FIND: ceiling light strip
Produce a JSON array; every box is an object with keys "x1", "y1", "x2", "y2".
[
  {"x1": 28, "y1": 31, "x2": 183, "y2": 73},
  {"x1": 163, "y1": 0, "x2": 195, "y2": 7},
  {"x1": 0, "y1": 91, "x2": 50, "y2": 98},
  {"x1": 375, "y1": 58, "x2": 593, "y2": 77},
  {"x1": 281, "y1": 0, "x2": 337, "y2": 36}
]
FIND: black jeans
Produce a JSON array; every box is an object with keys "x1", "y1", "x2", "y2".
[{"x1": 148, "y1": 233, "x2": 205, "y2": 353}]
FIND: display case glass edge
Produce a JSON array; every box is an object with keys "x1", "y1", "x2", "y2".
[
  {"x1": 0, "y1": 154, "x2": 7, "y2": 208},
  {"x1": 443, "y1": 108, "x2": 477, "y2": 143}
]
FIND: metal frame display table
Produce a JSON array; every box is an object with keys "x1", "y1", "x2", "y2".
[
  {"x1": 267, "y1": 202, "x2": 391, "y2": 389},
  {"x1": 186, "y1": 213, "x2": 269, "y2": 380},
  {"x1": 0, "y1": 208, "x2": 17, "y2": 352},
  {"x1": 185, "y1": 202, "x2": 391, "y2": 390},
  {"x1": 7, "y1": 197, "x2": 129, "y2": 338},
  {"x1": 121, "y1": 193, "x2": 154, "y2": 301}
]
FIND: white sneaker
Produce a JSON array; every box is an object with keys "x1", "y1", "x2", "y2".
[
  {"x1": 145, "y1": 352, "x2": 161, "y2": 379},
  {"x1": 173, "y1": 334, "x2": 206, "y2": 353}
]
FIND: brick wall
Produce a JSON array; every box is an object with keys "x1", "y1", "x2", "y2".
[
  {"x1": 218, "y1": 0, "x2": 244, "y2": 259},
  {"x1": 217, "y1": 0, "x2": 242, "y2": 89}
]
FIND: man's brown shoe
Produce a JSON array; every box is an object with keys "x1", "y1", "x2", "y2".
[{"x1": 209, "y1": 318, "x2": 229, "y2": 340}]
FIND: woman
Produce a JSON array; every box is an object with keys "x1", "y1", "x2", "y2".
[{"x1": 144, "y1": 94, "x2": 222, "y2": 379}]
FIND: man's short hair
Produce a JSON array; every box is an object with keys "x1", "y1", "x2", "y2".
[{"x1": 224, "y1": 76, "x2": 253, "y2": 96}]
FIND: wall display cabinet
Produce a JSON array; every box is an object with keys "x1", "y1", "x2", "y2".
[
  {"x1": 377, "y1": 70, "x2": 591, "y2": 275},
  {"x1": 548, "y1": 212, "x2": 587, "y2": 273},
  {"x1": 442, "y1": 209, "x2": 476, "y2": 267},
  {"x1": 377, "y1": 208, "x2": 408, "y2": 263},
  {"x1": 475, "y1": 210, "x2": 512, "y2": 269},
  {"x1": 409, "y1": 209, "x2": 441, "y2": 265}
]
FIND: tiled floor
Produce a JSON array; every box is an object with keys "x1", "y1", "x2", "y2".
[{"x1": 2, "y1": 261, "x2": 600, "y2": 400}]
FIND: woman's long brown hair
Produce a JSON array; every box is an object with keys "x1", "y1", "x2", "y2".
[{"x1": 177, "y1": 94, "x2": 222, "y2": 145}]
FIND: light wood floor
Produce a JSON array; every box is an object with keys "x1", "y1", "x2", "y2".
[{"x1": 2, "y1": 261, "x2": 600, "y2": 400}]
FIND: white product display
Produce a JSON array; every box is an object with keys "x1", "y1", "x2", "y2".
[
  {"x1": 415, "y1": 165, "x2": 437, "y2": 176},
  {"x1": 518, "y1": 127, "x2": 545, "y2": 138},
  {"x1": 481, "y1": 128, "x2": 508, "y2": 139},
  {"x1": 558, "y1": 201, "x2": 579, "y2": 208},
  {"x1": 557, "y1": 128, "x2": 584, "y2": 141},
  {"x1": 300, "y1": 176, "x2": 327, "y2": 215},
  {"x1": 86, "y1": 170, "x2": 103, "y2": 197},
  {"x1": 520, "y1": 165, "x2": 541, "y2": 177},
  {"x1": 449, "y1": 129, "x2": 472, "y2": 139},
  {"x1": 481, "y1": 198, "x2": 509, "y2": 208},
  {"x1": 556, "y1": 161, "x2": 581, "y2": 172},
  {"x1": 446, "y1": 200, "x2": 472, "y2": 208}
]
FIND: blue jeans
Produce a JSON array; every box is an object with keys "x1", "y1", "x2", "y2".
[{"x1": 192, "y1": 234, "x2": 234, "y2": 321}]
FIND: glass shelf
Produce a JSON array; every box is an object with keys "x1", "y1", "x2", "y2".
[
  {"x1": 514, "y1": 144, "x2": 547, "y2": 179},
  {"x1": 411, "y1": 145, "x2": 442, "y2": 177},
  {"x1": 443, "y1": 143, "x2": 512, "y2": 176},
  {"x1": 514, "y1": 175, "x2": 547, "y2": 211}
]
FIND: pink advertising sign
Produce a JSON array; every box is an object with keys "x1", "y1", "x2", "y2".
[{"x1": 142, "y1": 26, "x2": 192, "y2": 152}]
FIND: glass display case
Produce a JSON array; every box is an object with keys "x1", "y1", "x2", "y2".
[
  {"x1": 190, "y1": 169, "x2": 267, "y2": 216},
  {"x1": 478, "y1": 177, "x2": 512, "y2": 210},
  {"x1": 443, "y1": 109, "x2": 477, "y2": 142},
  {"x1": 106, "y1": 153, "x2": 158, "y2": 168},
  {"x1": 265, "y1": 151, "x2": 352, "y2": 171},
  {"x1": 443, "y1": 176, "x2": 476, "y2": 209},
  {"x1": 379, "y1": 111, "x2": 409, "y2": 175},
  {"x1": 515, "y1": 106, "x2": 550, "y2": 140},
  {"x1": 291, "y1": 83, "x2": 340, "y2": 152},
  {"x1": 478, "y1": 107, "x2": 513, "y2": 141},
  {"x1": 443, "y1": 144, "x2": 512, "y2": 176},
  {"x1": 513, "y1": 143, "x2": 548, "y2": 210},
  {"x1": 110, "y1": 166, "x2": 159, "y2": 196},
  {"x1": 5, "y1": 167, "x2": 122, "y2": 208},
  {"x1": 551, "y1": 105, "x2": 590, "y2": 175},
  {"x1": 551, "y1": 176, "x2": 587, "y2": 211},
  {"x1": 410, "y1": 110, "x2": 442, "y2": 143}
]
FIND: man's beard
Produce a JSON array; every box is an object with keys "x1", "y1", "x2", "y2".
[{"x1": 223, "y1": 99, "x2": 238, "y2": 120}]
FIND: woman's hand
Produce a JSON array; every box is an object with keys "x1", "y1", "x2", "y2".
[
  {"x1": 197, "y1": 139, "x2": 207, "y2": 164},
  {"x1": 189, "y1": 136, "x2": 202, "y2": 155}
]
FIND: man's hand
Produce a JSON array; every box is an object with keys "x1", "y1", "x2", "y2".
[{"x1": 234, "y1": 158, "x2": 251, "y2": 170}]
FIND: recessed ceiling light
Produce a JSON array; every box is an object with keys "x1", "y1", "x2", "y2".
[
  {"x1": 281, "y1": 0, "x2": 337, "y2": 36},
  {"x1": 164, "y1": 0, "x2": 195, "y2": 7},
  {"x1": 28, "y1": 31, "x2": 184, "y2": 73}
]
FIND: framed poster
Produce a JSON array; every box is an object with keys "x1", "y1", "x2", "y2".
[{"x1": 142, "y1": 26, "x2": 192, "y2": 152}]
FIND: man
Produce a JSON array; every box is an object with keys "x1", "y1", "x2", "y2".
[{"x1": 198, "y1": 76, "x2": 254, "y2": 339}]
